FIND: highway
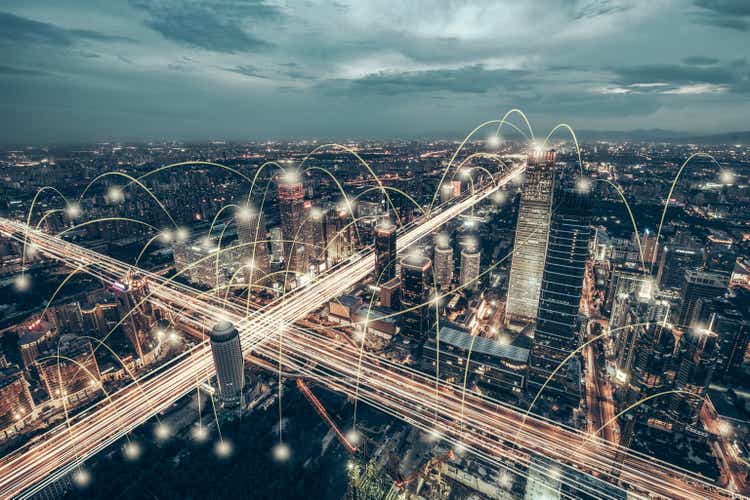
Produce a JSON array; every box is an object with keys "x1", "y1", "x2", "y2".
[{"x1": 0, "y1": 165, "x2": 742, "y2": 499}]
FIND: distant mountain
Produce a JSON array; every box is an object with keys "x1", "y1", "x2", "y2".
[{"x1": 573, "y1": 129, "x2": 750, "y2": 144}]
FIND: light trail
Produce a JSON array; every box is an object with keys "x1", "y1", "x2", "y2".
[{"x1": 0, "y1": 165, "x2": 738, "y2": 499}]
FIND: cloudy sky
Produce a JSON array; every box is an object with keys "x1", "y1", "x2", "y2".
[{"x1": 1, "y1": 0, "x2": 749, "y2": 143}]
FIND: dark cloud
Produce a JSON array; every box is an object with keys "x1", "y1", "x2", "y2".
[
  {"x1": 614, "y1": 64, "x2": 735, "y2": 85},
  {"x1": 129, "y1": 0, "x2": 280, "y2": 53},
  {"x1": 224, "y1": 65, "x2": 269, "y2": 79},
  {"x1": 322, "y1": 65, "x2": 531, "y2": 96},
  {"x1": 0, "y1": 11, "x2": 133, "y2": 47},
  {"x1": 682, "y1": 56, "x2": 720, "y2": 66},
  {"x1": 691, "y1": 0, "x2": 750, "y2": 30},
  {"x1": 570, "y1": 0, "x2": 629, "y2": 20},
  {"x1": 0, "y1": 64, "x2": 50, "y2": 77}
]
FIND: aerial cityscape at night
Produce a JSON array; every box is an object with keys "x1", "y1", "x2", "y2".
[{"x1": 1, "y1": 1, "x2": 750, "y2": 499}]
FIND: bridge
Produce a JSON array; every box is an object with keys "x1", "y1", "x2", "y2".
[{"x1": 0, "y1": 164, "x2": 737, "y2": 499}]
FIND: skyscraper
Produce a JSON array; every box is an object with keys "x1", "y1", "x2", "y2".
[
  {"x1": 236, "y1": 206, "x2": 270, "y2": 288},
  {"x1": 433, "y1": 233, "x2": 453, "y2": 290},
  {"x1": 677, "y1": 269, "x2": 728, "y2": 327},
  {"x1": 374, "y1": 216, "x2": 397, "y2": 283},
  {"x1": 506, "y1": 149, "x2": 556, "y2": 326},
  {"x1": 459, "y1": 242, "x2": 480, "y2": 290},
  {"x1": 399, "y1": 254, "x2": 432, "y2": 338},
  {"x1": 527, "y1": 190, "x2": 591, "y2": 402},
  {"x1": 278, "y1": 171, "x2": 307, "y2": 276},
  {"x1": 303, "y1": 203, "x2": 326, "y2": 269},
  {"x1": 209, "y1": 321, "x2": 244, "y2": 410}
]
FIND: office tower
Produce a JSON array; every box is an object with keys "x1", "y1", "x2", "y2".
[
  {"x1": 278, "y1": 171, "x2": 307, "y2": 275},
  {"x1": 374, "y1": 216, "x2": 397, "y2": 283},
  {"x1": 632, "y1": 321, "x2": 675, "y2": 391},
  {"x1": 0, "y1": 368, "x2": 35, "y2": 429},
  {"x1": 326, "y1": 205, "x2": 354, "y2": 263},
  {"x1": 656, "y1": 238, "x2": 703, "y2": 290},
  {"x1": 527, "y1": 190, "x2": 591, "y2": 402},
  {"x1": 379, "y1": 277, "x2": 400, "y2": 309},
  {"x1": 690, "y1": 296, "x2": 750, "y2": 381},
  {"x1": 433, "y1": 233, "x2": 453, "y2": 290},
  {"x1": 677, "y1": 269, "x2": 728, "y2": 327},
  {"x1": 209, "y1": 321, "x2": 244, "y2": 410},
  {"x1": 236, "y1": 205, "x2": 270, "y2": 287},
  {"x1": 440, "y1": 183, "x2": 453, "y2": 205},
  {"x1": 111, "y1": 273, "x2": 155, "y2": 359},
  {"x1": 303, "y1": 203, "x2": 326, "y2": 269},
  {"x1": 399, "y1": 254, "x2": 432, "y2": 338},
  {"x1": 270, "y1": 226, "x2": 284, "y2": 263},
  {"x1": 506, "y1": 149, "x2": 556, "y2": 325},
  {"x1": 459, "y1": 243, "x2": 480, "y2": 290},
  {"x1": 37, "y1": 335, "x2": 100, "y2": 399},
  {"x1": 669, "y1": 328, "x2": 719, "y2": 425}
]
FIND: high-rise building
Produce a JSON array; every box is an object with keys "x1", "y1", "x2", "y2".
[
  {"x1": 278, "y1": 171, "x2": 307, "y2": 276},
  {"x1": 677, "y1": 269, "x2": 728, "y2": 327},
  {"x1": 399, "y1": 254, "x2": 432, "y2": 338},
  {"x1": 656, "y1": 238, "x2": 703, "y2": 290},
  {"x1": 506, "y1": 149, "x2": 556, "y2": 325},
  {"x1": 236, "y1": 206, "x2": 270, "y2": 287},
  {"x1": 373, "y1": 216, "x2": 397, "y2": 283},
  {"x1": 433, "y1": 233, "x2": 453, "y2": 290},
  {"x1": 459, "y1": 242, "x2": 480, "y2": 290},
  {"x1": 209, "y1": 321, "x2": 244, "y2": 410},
  {"x1": 0, "y1": 368, "x2": 35, "y2": 429},
  {"x1": 37, "y1": 335, "x2": 100, "y2": 399},
  {"x1": 326, "y1": 205, "x2": 354, "y2": 264},
  {"x1": 303, "y1": 203, "x2": 326, "y2": 269},
  {"x1": 527, "y1": 190, "x2": 590, "y2": 402},
  {"x1": 669, "y1": 328, "x2": 719, "y2": 425}
]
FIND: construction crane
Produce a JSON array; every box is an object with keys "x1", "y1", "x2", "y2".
[
  {"x1": 297, "y1": 378, "x2": 358, "y2": 454},
  {"x1": 394, "y1": 450, "x2": 455, "y2": 489}
]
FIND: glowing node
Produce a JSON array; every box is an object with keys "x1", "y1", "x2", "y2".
[
  {"x1": 236, "y1": 205, "x2": 253, "y2": 222},
  {"x1": 108, "y1": 186, "x2": 124, "y2": 203},
  {"x1": 175, "y1": 227, "x2": 190, "y2": 242},
  {"x1": 498, "y1": 470, "x2": 514, "y2": 489},
  {"x1": 159, "y1": 229, "x2": 174, "y2": 244},
  {"x1": 720, "y1": 170, "x2": 735, "y2": 185},
  {"x1": 14, "y1": 274, "x2": 31, "y2": 292},
  {"x1": 215, "y1": 439, "x2": 233, "y2": 458},
  {"x1": 272, "y1": 442, "x2": 291, "y2": 462},
  {"x1": 491, "y1": 190, "x2": 506, "y2": 205},
  {"x1": 123, "y1": 441, "x2": 142, "y2": 461},
  {"x1": 192, "y1": 424, "x2": 209, "y2": 442},
  {"x1": 718, "y1": 421, "x2": 732, "y2": 436},
  {"x1": 459, "y1": 169, "x2": 471, "y2": 180},
  {"x1": 26, "y1": 244, "x2": 38, "y2": 258},
  {"x1": 347, "y1": 461, "x2": 354, "y2": 471},
  {"x1": 72, "y1": 468, "x2": 91, "y2": 488},
  {"x1": 168, "y1": 331, "x2": 180, "y2": 344},
  {"x1": 486, "y1": 134, "x2": 501, "y2": 148},
  {"x1": 345, "y1": 429, "x2": 360, "y2": 445},
  {"x1": 575, "y1": 176, "x2": 592, "y2": 194},
  {"x1": 65, "y1": 203, "x2": 82, "y2": 219},
  {"x1": 154, "y1": 422, "x2": 171, "y2": 441}
]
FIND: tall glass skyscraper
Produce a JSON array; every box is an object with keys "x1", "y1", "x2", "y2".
[
  {"x1": 278, "y1": 171, "x2": 307, "y2": 276},
  {"x1": 236, "y1": 206, "x2": 270, "y2": 287},
  {"x1": 209, "y1": 321, "x2": 244, "y2": 410},
  {"x1": 399, "y1": 254, "x2": 432, "y2": 339},
  {"x1": 374, "y1": 216, "x2": 397, "y2": 283},
  {"x1": 506, "y1": 149, "x2": 556, "y2": 325},
  {"x1": 527, "y1": 189, "x2": 591, "y2": 402}
]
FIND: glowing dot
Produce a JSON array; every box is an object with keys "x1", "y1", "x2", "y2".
[
  {"x1": 345, "y1": 429, "x2": 360, "y2": 445},
  {"x1": 498, "y1": 471, "x2": 514, "y2": 489},
  {"x1": 65, "y1": 203, "x2": 82, "y2": 219},
  {"x1": 215, "y1": 440, "x2": 233, "y2": 458},
  {"x1": 718, "y1": 421, "x2": 732, "y2": 436},
  {"x1": 26, "y1": 244, "x2": 38, "y2": 257},
  {"x1": 159, "y1": 229, "x2": 173, "y2": 243},
  {"x1": 175, "y1": 227, "x2": 190, "y2": 242},
  {"x1": 192, "y1": 424, "x2": 209, "y2": 442},
  {"x1": 487, "y1": 134, "x2": 501, "y2": 148},
  {"x1": 272, "y1": 442, "x2": 291, "y2": 462},
  {"x1": 72, "y1": 469, "x2": 91, "y2": 488},
  {"x1": 168, "y1": 331, "x2": 180, "y2": 344},
  {"x1": 123, "y1": 441, "x2": 141, "y2": 461},
  {"x1": 720, "y1": 170, "x2": 735, "y2": 185},
  {"x1": 491, "y1": 190, "x2": 506, "y2": 205},
  {"x1": 236, "y1": 205, "x2": 253, "y2": 222},
  {"x1": 280, "y1": 169, "x2": 301, "y2": 185},
  {"x1": 576, "y1": 177, "x2": 592, "y2": 194},
  {"x1": 347, "y1": 461, "x2": 354, "y2": 471},
  {"x1": 154, "y1": 422, "x2": 171, "y2": 441},
  {"x1": 14, "y1": 274, "x2": 31, "y2": 291},
  {"x1": 108, "y1": 186, "x2": 124, "y2": 203}
]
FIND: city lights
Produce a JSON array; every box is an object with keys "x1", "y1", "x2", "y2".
[
  {"x1": 107, "y1": 186, "x2": 124, "y2": 203},
  {"x1": 215, "y1": 440, "x2": 233, "y2": 458},
  {"x1": 123, "y1": 441, "x2": 142, "y2": 461},
  {"x1": 272, "y1": 443, "x2": 291, "y2": 462}
]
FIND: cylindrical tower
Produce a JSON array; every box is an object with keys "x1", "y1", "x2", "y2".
[{"x1": 209, "y1": 321, "x2": 244, "y2": 409}]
